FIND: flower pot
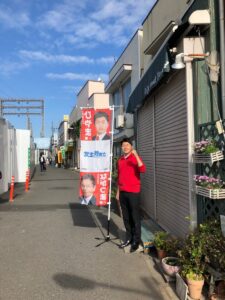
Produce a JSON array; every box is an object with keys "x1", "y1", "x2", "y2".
[
  {"x1": 186, "y1": 277, "x2": 204, "y2": 300},
  {"x1": 195, "y1": 186, "x2": 225, "y2": 199},
  {"x1": 193, "y1": 151, "x2": 224, "y2": 164},
  {"x1": 157, "y1": 249, "x2": 167, "y2": 260},
  {"x1": 161, "y1": 257, "x2": 180, "y2": 277}
]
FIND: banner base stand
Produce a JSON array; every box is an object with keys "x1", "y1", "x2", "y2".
[
  {"x1": 94, "y1": 220, "x2": 119, "y2": 247},
  {"x1": 95, "y1": 236, "x2": 118, "y2": 247}
]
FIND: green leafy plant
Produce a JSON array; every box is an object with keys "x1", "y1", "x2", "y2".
[
  {"x1": 193, "y1": 140, "x2": 219, "y2": 154},
  {"x1": 74, "y1": 119, "x2": 81, "y2": 138},
  {"x1": 199, "y1": 219, "x2": 225, "y2": 272},
  {"x1": 178, "y1": 230, "x2": 205, "y2": 280},
  {"x1": 178, "y1": 219, "x2": 225, "y2": 280},
  {"x1": 165, "y1": 236, "x2": 183, "y2": 256},
  {"x1": 153, "y1": 231, "x2": 169, "y2": 250}
]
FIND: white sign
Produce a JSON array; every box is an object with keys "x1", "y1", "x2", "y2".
[{"x1": 80, "y1": 140, "x2": 110, "y2": 172}]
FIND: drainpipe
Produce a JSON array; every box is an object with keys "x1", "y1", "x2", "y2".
[
  {"x1": 219, "y1": 0, "x2": 225, "y2": 118},
  {"x1": 185, "y1": 58, "x2": 197, "y2": 231}
]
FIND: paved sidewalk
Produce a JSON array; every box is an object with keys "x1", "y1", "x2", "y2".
[{"x1": 0, "y1": 166, "x2": 179, "y2": 300}]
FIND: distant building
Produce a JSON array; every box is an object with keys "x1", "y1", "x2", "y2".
[{"x1": 69, "y1": 80, "x2": 110, "y2": 168}]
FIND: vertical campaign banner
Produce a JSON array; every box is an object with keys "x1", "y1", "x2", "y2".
[{"x1": 79, "y1": 108, "x2": 111, "y2": 206}]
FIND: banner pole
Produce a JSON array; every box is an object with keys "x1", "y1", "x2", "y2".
[{"x1": 106, "y1": 105, "x2": 115, "y2": 238}]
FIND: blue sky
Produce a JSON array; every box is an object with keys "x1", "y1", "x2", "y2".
[{"x1": 0, "y1": 0, "x2": 156, "y2": 137}]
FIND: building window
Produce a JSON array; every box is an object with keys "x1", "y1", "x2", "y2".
[
  {"x1": 113, "y1": 90, "x2": 120, "y2": 106},
  {"x1": 122, "y1": 79, "x2": 131, "y2": 110}
]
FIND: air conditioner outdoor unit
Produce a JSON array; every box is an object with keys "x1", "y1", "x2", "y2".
[{"x1": 115, "y1": 115, "x2": 124, "y2": 129}]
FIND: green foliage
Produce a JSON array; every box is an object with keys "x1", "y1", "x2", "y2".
[
  {"x1": 153, "y1": 231, "x2": 182, "y2": 255},
  {"x1": 194, "y1": 139, "x2": 219, "y2": 154},
  {"x1": 178, "y1": 219, "x2": 225, "y2": 279},
  {"x1": 165, "y1": 236, "x2": 183, "y2": 256},
  {"x1": 74, "y1": 120, "x2": 81, "y2": 138},
  {"x1": 153, "y1": 231, "x2": 169, "y2": 250},
  {"x1": 204, "y1": 143, "x2": 219, "y2": 154},
  {"x1": 199, "y1": 219, "x2": 225, "y2": 272},
  {"x1": 186, "y1": 272, "x2": 204, "y2": 281},
  {"x1": 178, "y1": 230, "x2": 205, "y2": 280}
]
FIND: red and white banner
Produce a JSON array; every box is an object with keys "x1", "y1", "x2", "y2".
[{"x1": 79, "y1": 108, "x2": 111, "y2": 206}]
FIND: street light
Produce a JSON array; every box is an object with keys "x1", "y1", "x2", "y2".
[
  {"x1": 171, "y1": 52, "x2": 209, "y2": 69},
  {"x1": 171, "y1": 53, "x2": 185, "y2": 69}
]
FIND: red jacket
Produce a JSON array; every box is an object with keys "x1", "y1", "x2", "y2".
[{"x1": 117, "y1": 153, "x2": 146, "y2": 193}]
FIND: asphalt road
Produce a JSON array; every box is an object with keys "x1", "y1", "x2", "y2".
[{"x1": 0, "y1": 166, "x2": 178, "y2": 300}]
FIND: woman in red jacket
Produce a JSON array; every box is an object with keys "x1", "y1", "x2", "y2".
[{"x1": 116, "y1": 138, "x2": 146, "y2": 252}]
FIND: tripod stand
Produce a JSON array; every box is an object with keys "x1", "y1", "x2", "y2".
[{"x1": 94, "y1": 215, "x2": 119, "y2": 247}]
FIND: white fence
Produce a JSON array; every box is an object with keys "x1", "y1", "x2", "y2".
[{"x1": 0, "y1": 118, "x2": 35, "y2": 195}]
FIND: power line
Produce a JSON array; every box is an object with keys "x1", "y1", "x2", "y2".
[{"x1": 0, "y1": 98, "x2": 45, "y2": 137}]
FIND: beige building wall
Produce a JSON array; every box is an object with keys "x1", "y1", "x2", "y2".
[
  {"x1": 89, "y1": 93, "x2": 110, "y2": 108},
  {"x1": 142, "y1": 0, "x2": 190, "y2": 72},
  {"x1": 76, "y1": 81, "x2": 105, "y2": 120}
]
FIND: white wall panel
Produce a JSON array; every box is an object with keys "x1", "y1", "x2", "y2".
[
  {"x1": 15, "y1": 129, "x2": 30, "y2": 183},
  {"x1": 0, "y1": 119, "x2": 9, "y2": 194}
]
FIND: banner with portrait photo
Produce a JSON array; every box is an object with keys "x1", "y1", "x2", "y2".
[
  {"x1": 79, "y1": 172, "x2": 110, "y2": 206},
  {"x1": 79, "y1": 108, "x2": 112, "y2": 206}
]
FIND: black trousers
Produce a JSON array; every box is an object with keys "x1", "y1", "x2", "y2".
[{"x1": 120, "y1": 191, "x2": 141, "y2": 243}]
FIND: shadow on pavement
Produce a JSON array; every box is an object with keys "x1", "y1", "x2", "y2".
[
  {"x1": 69, "y1": 203, "x2": 96, "y2": 228},
  {"x1": 53, "y1": 273, "x2": 162, "y2": 298},
  {"x1": 32, "y1": 179, "x2": 78, "y2": 182},
  {"x1": 0, "y1": 183, "x2": 24, "y2": 206},
  {"x1": 0, "y1": 203, "x2": 70, "y2": 212},
  {"x1": 48, "y1": 186, "x2": 74, "y2": 190},
  {"x1": 94, "y1": 211, "x2": 119, "y2": 238}
]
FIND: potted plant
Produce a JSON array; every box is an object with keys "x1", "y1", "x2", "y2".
[
  {"x1": 194, "y1": 175, "x2": 225, "y2": 199},
  {"x1": 153, "y1": 231, "x2": 169, "y2": 259},
  {"x1": 178, "y1": 230, "x2": 205, "y2": 300},
  {"x1": 200, "y1": 219, "x2": 225, "y2": 272},
  {"x1": 193, "y1": 139, "x2": 223, "y2": 164},
  {"x1": 161, "y1": 257, "x2": 181, "y2": 277},
  {"x1": 161, "y1": 236, "x2": 182, "y2": 276}
]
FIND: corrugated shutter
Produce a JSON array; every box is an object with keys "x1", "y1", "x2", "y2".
[
  {"x1": 137, "y1": 100, "x2": 155, "y2": 219},
  {"x1": 155, "y1": 70, "x2": 189, "y2": 237},
  {"x1": 137, "y1": 70, "x2": 189, "y2": 237}
]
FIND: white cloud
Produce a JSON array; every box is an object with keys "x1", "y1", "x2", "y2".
[
  {"x1": 0, "y1": 0, "x2": 156, "y2": 49},
  {"x1": 96, "y1": 56, "x2": 115, "y2": 64},
  {"x1": 46, "y1": 72, "x2": 108, "y2": 82},
  {"x1": 0, "y1": 60, "x2": 30, "y2": 76},
  {"x1": 19, "y1": 50, "x2": 115, "y2": 65},
  {"x1": 19, "y1": 50, "x2": 94, "y2": 64},
  {"x1": 0, "y1": 5, "x2": 30, "y2": 29},
  {"x1": 36, "y1": 0, "x2": 156, "y2": 48}
]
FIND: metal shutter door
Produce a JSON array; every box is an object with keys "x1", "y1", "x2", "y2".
[
  {"x1": 137, "y1": 99, "x2": 155, "y2": 219},
  {"x1": 155, "y1": 70, "x2": 189, "y2": 237}
]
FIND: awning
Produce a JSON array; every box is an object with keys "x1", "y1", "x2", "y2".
[
  {"x1": 105, "y1": 64, "x2": 132, "y2": 93},
  {"x1": 127, "y1": 44, "x2": 171, "y2": 113}
]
